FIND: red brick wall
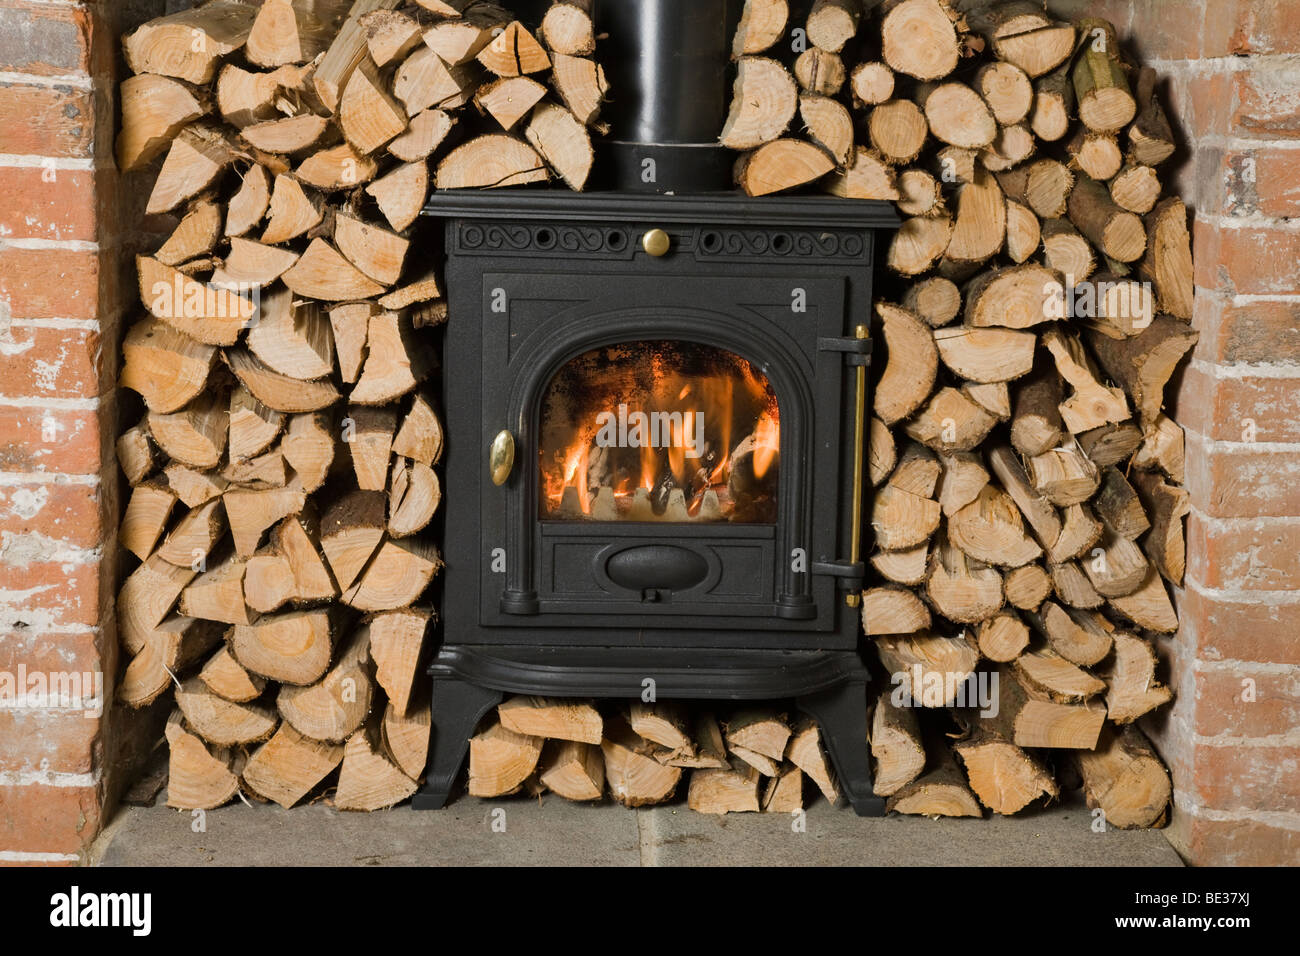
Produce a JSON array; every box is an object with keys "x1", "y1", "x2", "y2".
[
  {"x1": 0, "y1": 0, "x2": 162, "y2": 865},
  {"x1": 1049, "y1": 0, "x2": 1300, "y2": 865}
]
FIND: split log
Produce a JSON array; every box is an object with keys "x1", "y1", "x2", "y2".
[
  {"x1": 933, "y1": 326, "x2": 1035, "y2": 384},
  {"x1": 241, "y1": 113, "x2": 332, "y2": 155},
  {"x1": 225, "y1": 484, "x2": 307, "y2": 557},
  {"x1": 1075, "y1": 725, "x2": 1171, "y2": 828},
  {"x1": 1078, "y1": 422, "x2": 1144, "y2": 467},
  {"x1": 120, "y1": 617, "x2": 222, "y2": 708},
  {"x1": 964, "y1": 3, "x2": 1075, "y2": 78},
  {"x1": 262, "y1": 173, "x2": 323, "y2": 244},
  {"x1": 118, "y1": 74, "x2": 209, "y2": 171},
  {"x1": 138, "y1": 255, "x2": 254, "y2": 345},
  {"x1": 424, "y1": 4, "x2": 508, "y2": 63},
  {"x1": 629, "y1": 702, "x2": 692, "y2": 752},
  {"x1": 861, "y1": 586, "x2": 932, "y2": 636},
  {"x1": 395, "y1": 46, "x2": 479, "y2": 114},
  {"x1": 339, "y1": 58, "x2": 408, "y2": 155},
  {"x1": 243, "y1": 722, "x2": 346, "y2": 808},
  {"x1": 689, "y1": 766, "x2": 761, "y2": 814},
  {"x1": 886, "y1": 215, "x2": 952, "y2": 275},
  {"x1": 1042, "y1": 327, "x2": 1130, "y2": 433},
  {"x1": 351, "y1": 311, "x2": 431, "y2": 405},
  {"x1": 361, "y1": 8, "x2": 422, "y2": 66},
  {"x1": 1004, "y1": 199, "x2": 1041, "y2": 264},
  {"x1": 283, "y1": 412, "x2": 337, "y2": 491},
  {"x1": 498, "y1": 696, "x2": 603, "y2": 744},
  {"x1": 762, "y1": 767, "x2": 803, "y2": 813},
  {"x1": 895, "y1": 169, "x2": 943, "y2": 217},
  {"x1": 230, "y1": 608, "x2": 337, "y2": 685},
  {"x1": 1103, "y1": 632, "x2": 1173, "y2": 724},
  {"x1": 389, "y1": 107, "x2": 455, "y2": 161},
  {"x1": 658, "y1": 712, "x2": 729, "y2": 769},
  {"x1": 1013, "y1": 648, "x2": 1106, "y2": 704},
  {"x1": 122, "y1": 319, "x2": 215, "y2": 416},
  {"x1": 247, "y1": 288, "x2": 334, "y2": 381},
  {"x1": 551, "y1": 53, "x2": 607, "y2": 126},
  {"x1": 823, "y1": 147, "x2": 900, "y2": 200},
  {"x1": 176, "y1": 676, "x2": 277, "y2": 747},
  {"x1": 936, "y1": 451, "x2": 989, "y2": 517},
  {"x1": 953, "y1": 730, "x2": 1058, "y2": 815},
  {"x1": 1027, "y1": 601, "x2": 1113, "y2": 668},
  {"x1": 876, "y1": 630, "x2": 981, "y2": 705},
  {"x1": 540, "y1": 740, "x2": 604, "y2": 801},
  {"x1": 735, "y1": 139, "x2": 835, "y2": 196},
  {"x1": 155, "y1": 498, "x2": 226, "y2": 568},
  {"x1": 119, "y1": 556, "x2": 197, "y2": 655},
  {"x1": 902, "y1": 277, "x2": 960, "y2": 328},
  {"x1": 179, "y1": 552, "x2": 250, "y2": 625},
  {"x1": 786, "y1": 719, "x2": 839, "y2": 804},
  {"x1": 964, "y1": 264, "x2": 1062, "y2": 330},
  {"x1": 148, "y1": 126, "x2": 234, "y2": 215},
  {"x1": 165, "y1": 713, "x2": 243, "y2": 810},
  {"x1": 980, "y1": 664, "x2": 1105, "y2": 749},
  {"x1": 296, "y1": 141, "x2": 379, "y2": 190},
  {"x1": 729, "y1": 745, "x2": 780, "y2": 777},
  {"x1": 335, "y1": 722, "x2": 419, "y2": 810},
  {"x1": 1087, "y1": 317, "x2": 1198, "y2": 428},
  {"x1": 871, "y1": 483, "x2": 941, "y2": 550},
  {"x1": 869, "y1": 416, "x2": 898, "y2": 487},
  {"x1": 870, "y1": 690, "x2": 925, "y2": 796},
  {"x1": 125, "y1": 2, "x2": 258, "y2": 85},
  {"x1": 601, "y1": 717, "x2": 681, "y2": 807},
  {"x1": 1108, "y1": 567, "x2": 1179, "y2": 634},
  {"x1": 341, "y1": 537, "x2": 441, "y2": 611},
  {"x1": 886, "y1": 745, "x2": 982, "y2": 818},
  {"x1": 871, "y1": 543, "x2": 925, "y2": 585},
  {"x1": 948, "y1": 485, "x2": 1042, "y2": 568},
  {"x1": 725, "y1": 710, "x2": 791, "y2": 762},
  {"x1": 147, "y1": 391, "x2": 229, "y2": 469},
  {"x1": 525, "y1": 102, "x2": 594, "y2": 190},
  {"x1": 476, "y1": 21, "x2": 550, "y2": 77},
  {"x1": 1027, "y1": 441, "x2": 1100, "y2": 506},
  {"x1": 976, "y1": 61, "x2": 1033, "y2": 126},
  {"x1": 924, "y1": 540, "x2": 1004, "y2": 625},
  {"x1": 1050, "y1": 561, "x2": 1105, "y2": 610},
  {"x1": 944, "y1": 167, "x2": 1005, "y2": 265},
  {"x1": 116, "y1": 424, "x2": 159, "y2": 486},
  {"x1": 1110, "y1": 164, "x2": 1161, "y2": 215},
  {"x1": 903, "y1": 387, "x2": 997, "y2": 453},
  {"x1": 346, "y1": 405, "x2": 396, "y2": 491},
  {"x1": 158, "y1": 199, "x2": 223, "y2": 266},
  {"x1": 200, "y1": 645, "x2": 267, "y2": 703},
  {"x1": 800, "y1": 94, "x2": 854, "y2": 166},
  {"x1": 278, "y1": 626, "x2": 374, "y2": 741},
  {"x1": 475, "y1": 77, "x2": 547, "y2": 132},
  {"x1": 314, "y1": 0, "x2": 403, "y2": 112},
  {"x1": 873, "y1": 303, "x2": 938, "y2": 424},
  {"x1": 382, "y1": 698, "x2": 430, "y2": 779},
  {"x1": 1132, "y1": 472, "x2": 1189, "y2": 586},
  {"x1": 282, "y1": 238, "x2": 386, "y2": 301},
  {"x1": 120, "y1": 482, "x2": 175, "y2": 564},
  {"x1": 1010, "y1": 367, "x2": 1065, "y2": 457},
  {"x1": 1131, "y1": 414, "x2": 1185, "y2": 484},
  {"x1": 435, "y1": 135, "x2": 548, "y2": 189}
]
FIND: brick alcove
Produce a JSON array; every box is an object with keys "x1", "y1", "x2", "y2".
[{"x1": 0, "y1": 0, "x2": 1295, "y2": 865}]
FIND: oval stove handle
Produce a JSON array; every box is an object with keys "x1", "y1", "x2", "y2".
[{"x1": 489, "y1": 429, "x2": 515, "y2": 486}]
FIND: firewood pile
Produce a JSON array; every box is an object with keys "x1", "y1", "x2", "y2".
[
  {"x1": 466, "y1": 700, "x2": 836, "y2": 814},
  {"x1": 113, "y1": 0, "x2": 605, "y2": 812},
  {"x1": 716, "y1": 0, "x2": 1190, "y2": 826}
]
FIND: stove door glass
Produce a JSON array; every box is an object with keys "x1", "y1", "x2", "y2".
[{"x1": 538, "y1": 340, "x2": 779, "y2": 523}]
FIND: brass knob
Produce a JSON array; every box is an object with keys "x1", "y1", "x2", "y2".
[
  {"x1": 489, "y1": 430, "x2": 515, "y2": 486},
  {"x1": 642, "y1": 228, "x2": 671, "y2": 257}
]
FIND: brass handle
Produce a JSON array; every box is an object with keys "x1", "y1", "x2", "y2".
[
  {"x1": 846, "y1": 324, "x2": 869, "y2": 610},
  {"x1": 489, "y1": 430, "x2": 515, "y2": 486},
  {"x1": 642, "y1": 228, "x2": 670, "y2": 257}
]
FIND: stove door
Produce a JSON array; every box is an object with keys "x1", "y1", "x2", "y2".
[{"x1": 476, "y1": 272, "x2": 850, "y2": 631}]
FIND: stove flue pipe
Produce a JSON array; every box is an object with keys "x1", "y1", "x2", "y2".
[{"x1": 594, "y1": 0, "x2": 744, "y2": 193}]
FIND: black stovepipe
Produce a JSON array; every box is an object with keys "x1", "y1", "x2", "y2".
[{"x1": 593, "y1": 0, "x2": 744, "y2": 193}]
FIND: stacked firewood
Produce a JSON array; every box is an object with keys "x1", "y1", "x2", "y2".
[
  {"x1": 112, "y1": 0, "x2": 605, "y2": 812},
  {"x1": 719, "y1": 0, "x2": 1190, "y2": 827},
  {"x1": 465, "y1": 698, "x2": 840, "y2": 815}
]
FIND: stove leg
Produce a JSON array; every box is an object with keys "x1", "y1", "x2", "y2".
[
  {"x1": 797, "y1": 681, "x2": 886, "y2": 817},
  {"x1": 411, "y1": 680, "x2": 504, "y2": 810}
]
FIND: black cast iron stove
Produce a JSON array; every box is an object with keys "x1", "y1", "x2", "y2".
[{"x1": 411, "y1": 0, "x2": 899, "y2": 814}]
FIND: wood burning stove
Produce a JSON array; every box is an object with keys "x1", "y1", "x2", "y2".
[{"x1": 412, "y1": 191, "x2": 899, "y2": 813}]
